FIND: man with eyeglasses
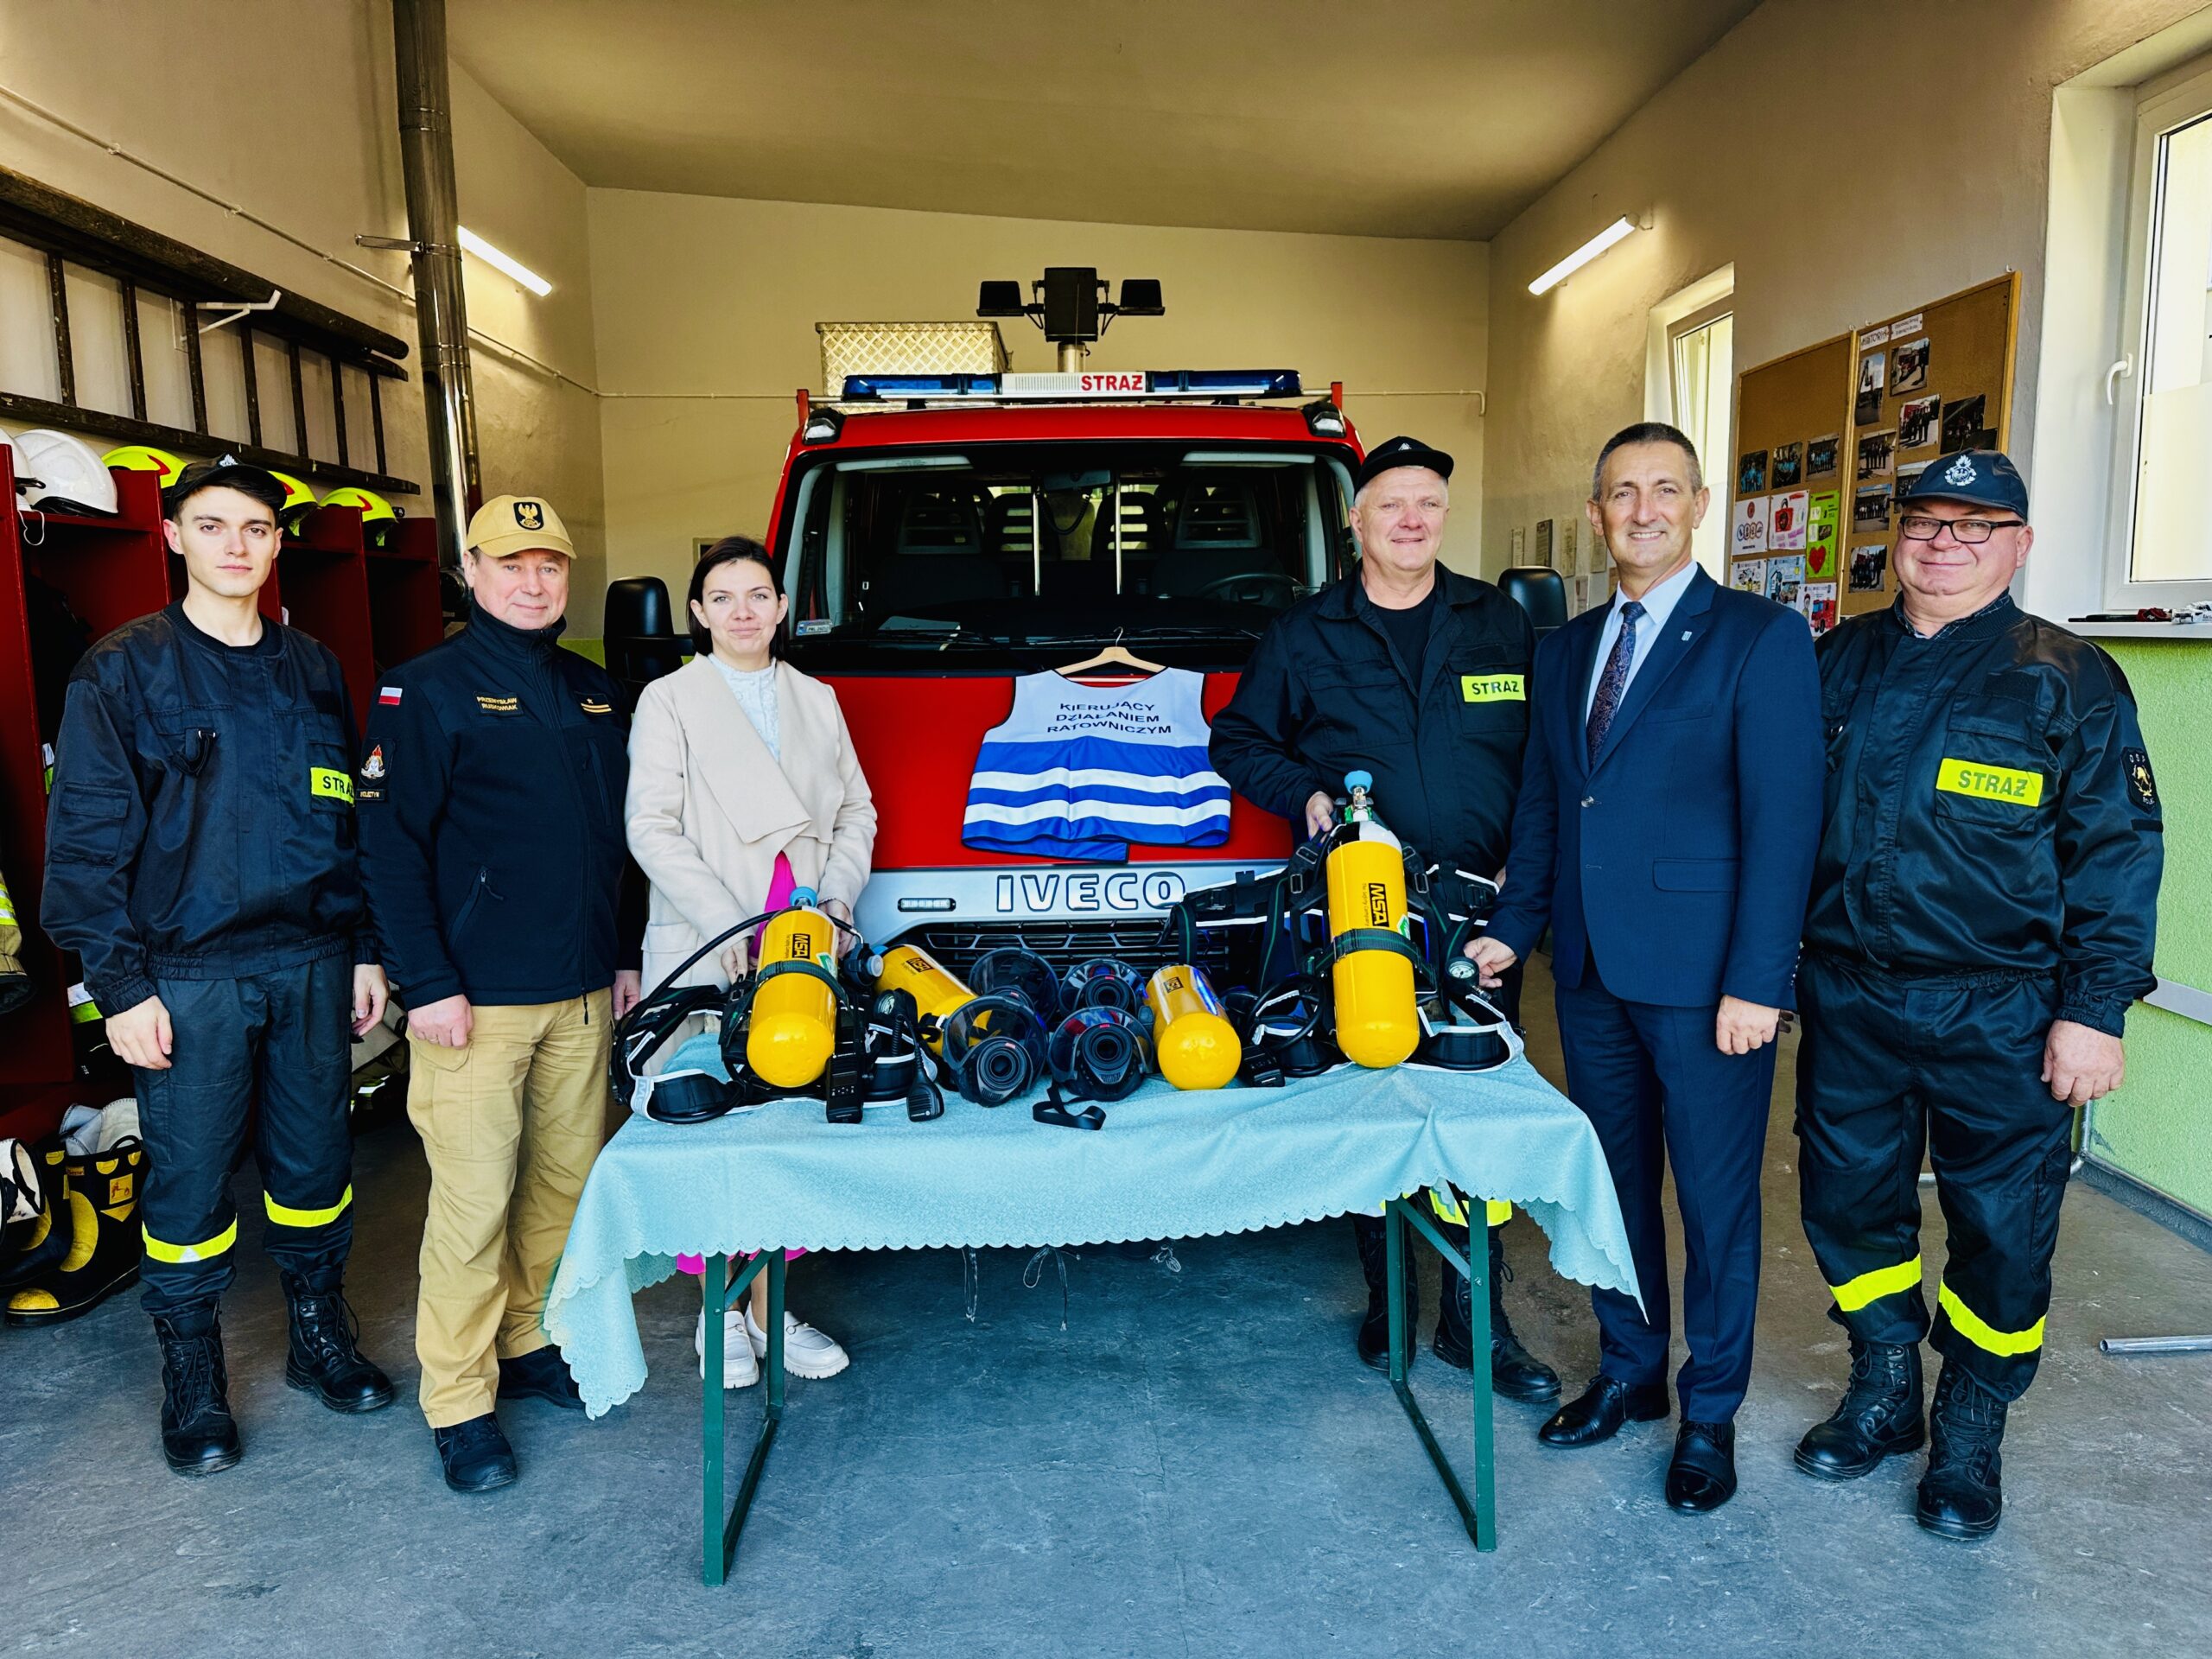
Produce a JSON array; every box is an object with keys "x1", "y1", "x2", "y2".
[{"x1": 1792, "y1": 450, "x2": 2163, "y2": 1541}]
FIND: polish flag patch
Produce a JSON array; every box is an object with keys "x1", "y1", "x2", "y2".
[{"x1": 378, "y1": 686, "x2": 403, "y2": 705}]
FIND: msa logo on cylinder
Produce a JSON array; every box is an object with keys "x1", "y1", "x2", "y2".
[
  {"x1": 995, "y1": 871, "x2": 1185, "y2": 914},
  {"x1": 1365, "y1": 881, "x2": 1390, "y2": 928}
]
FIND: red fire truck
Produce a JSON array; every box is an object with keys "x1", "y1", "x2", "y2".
[{"x1": 761, "y1": 274, "x2": 1367, "y2": 979}]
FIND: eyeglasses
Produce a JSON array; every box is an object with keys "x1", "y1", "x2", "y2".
[{"x1": 1897, "y1": 513, "x2": 2022, "y2": 544}]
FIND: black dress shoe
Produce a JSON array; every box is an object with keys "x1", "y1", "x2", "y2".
[
  {"x1": 154, "y1": 1308, "x2": 243, "y2": 1477},
  {"x1": 282, "y1": 1274, "x2": 397, "y2": 1414},
  {"x1": 1796, "y1": 1339, "x2": 1923, "y2": 1481},
  {"x1": 1665, "y1": 1420, "x2": 1738, "y2": 1512},
  {"x1": 434, "y1": 1414, "x2": 518, "y2": 1493},
  {"x1": 497, "y1": 1344, "x2": 584, "y2": 1410},
  {"x1": 1538, "y1": 1374, "x2": 1669, "y2": 1447},
  {"x1": 1351, "y1": 1215, "x2": 1418, "y2": 1373},
  {"x1": 1916, "y1": 1362, "x2": 2006, "y2": 1541}
]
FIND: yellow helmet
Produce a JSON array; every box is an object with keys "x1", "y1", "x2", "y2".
[
  {"x1": 266, "y1": 470, "x2": 318, "y2": 532},
  {"x1": 321, "y1": 485, "x2": 400, "y2": 549},
  {"x1": 101, "y1": 445, "x2": 187, "y2": 487}
]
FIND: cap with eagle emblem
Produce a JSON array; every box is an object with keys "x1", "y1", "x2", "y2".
[{"x1": 466, "y1": 493, "x2": 573, "y2": 560}]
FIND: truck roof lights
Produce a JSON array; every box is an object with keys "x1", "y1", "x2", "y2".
[
  {"x1": 1301, "y1": 397, "x2": 1348, "y2": 438},
  {"x1": 836, "y1": 370, "x2": 1303, "y2": 403},
  {"x1": 800, "y1": 404, "x2": 847, "y2": 443}
]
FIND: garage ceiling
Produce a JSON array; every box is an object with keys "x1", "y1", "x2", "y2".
[{"x1": 448, "y1": 0, "x2": 1758, "y2": 241}]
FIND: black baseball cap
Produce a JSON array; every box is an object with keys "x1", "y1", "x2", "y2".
[
  {"x1": 1355, "y1": 435, "x2": 1454, "y2": 493},
  {"x1": 162, "y1": 455, "x2": 287, "y2": 520},
  {"x1": 1900, "y1": 449, "x2": 2028, "y2": 518}
]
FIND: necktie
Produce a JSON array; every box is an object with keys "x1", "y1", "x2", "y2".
[{"x1": 1586, "y1": 600, "x2": 1646, "y2": 766}]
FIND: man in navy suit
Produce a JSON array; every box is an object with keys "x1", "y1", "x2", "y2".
[{"x1": 1468, "y1": 423, "x2": 1821, "y2": 1512}]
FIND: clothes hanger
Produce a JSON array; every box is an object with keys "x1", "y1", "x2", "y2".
[{"x1": 1053, "y1": 633, "x2": 1164, "y2": 678}]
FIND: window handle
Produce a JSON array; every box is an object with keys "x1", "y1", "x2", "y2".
[{"x1": 2105, "y1": 355, "x2": 2135, "y2": 405}]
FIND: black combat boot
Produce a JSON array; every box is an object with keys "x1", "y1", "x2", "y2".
[
  {"x1": 1351, "y1": 1213, "x2": 1418, "y2": 1371},
  {"x1": 1916, "y1": 1361, "x2": 2008, "y2": 1540},
  {"x1": 283, "y1": 1272, "x2": 397, "y2": 1414},
  {"x1": 1795, "y1": 1338, "x2": 1924, "y2": 1480},
  {"x1": 154, "y1": 1306, "x2": 242, "y2": 1476},
  {"x1": 1435, "y1": 1225, "x2": 1562, "y2": 1403}
]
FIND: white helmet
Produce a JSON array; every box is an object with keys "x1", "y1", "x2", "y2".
[{"x1": 14, "y1": 429, "x2": 118, "y2": 515}]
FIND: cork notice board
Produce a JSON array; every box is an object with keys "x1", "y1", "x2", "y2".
[
  {"x1": 1840, "y1": 272, "x2": 2020, "y2": 618},
  {"x1": 1727, "y1": 333, "x2": 1854, "y2": 637}
]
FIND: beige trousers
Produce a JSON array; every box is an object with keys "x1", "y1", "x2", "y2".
[{"x1": 407, "y1": 991, "x2": 610, "y2": 1427}]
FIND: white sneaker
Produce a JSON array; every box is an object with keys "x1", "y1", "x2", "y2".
[
  {"x1": 744, "y1": 1306, "x2": 849, "y2": 1379},
  {"x1": 694, "y1": 1307, "x2": 760, "y2": 1389}
]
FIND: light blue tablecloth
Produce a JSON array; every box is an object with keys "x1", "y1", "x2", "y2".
[{"x1": 544, "y1": 1055, "x2": 1639, "y2": 1417}]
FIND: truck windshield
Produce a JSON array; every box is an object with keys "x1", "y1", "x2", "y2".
[{"x1": 780, "y1": 443, "x2": 1354, "y2": 671}]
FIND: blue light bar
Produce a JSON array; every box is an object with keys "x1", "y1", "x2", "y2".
[
  {"x1": 841, "y1": 373, "x2": 1002, "y2": 399},
  {"x1": 1146, "y1": 370, "x2": 1303, "y2": 396}
]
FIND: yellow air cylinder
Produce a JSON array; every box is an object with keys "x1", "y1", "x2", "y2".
[
  {"x1": 746, "y1": 888, "x2": 839, "y2": 1088},
  {"x1": 1146, "y1": 964, "x2": 1241, "y2": 1090},
  {"x1": 874, "y1": 944, "x2": 974, "y2": 1052},
  {"x1": 1327, "y1": 771, "x2": 1420, "y2": 1069}
]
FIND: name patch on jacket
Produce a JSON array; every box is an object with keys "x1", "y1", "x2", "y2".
[
  {"x1": 475, "y1": 695, "x2": 520, "y2": 714},
  {"x1": 1460, "y1": 675, "x2": 1526, "y2": 703},
  {"x1": 309, "y1": 766, "x2": 355, "y2": 804},
  {"x1": 1936, "y1": 758, "x2": 2043, "y2": 807}
]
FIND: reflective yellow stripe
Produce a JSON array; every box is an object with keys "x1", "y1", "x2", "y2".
[
  {"x1": 1830, "y1": 1255, "x2": 1923, "y2": 1313},
  {"x1": 1938, "y1": 1281, "x2": 2045, "y2": 1357},
  {"x1": 143, "y1": 1219, "x2": 237, "y2": 1263},
  {"x1": 310, "y1": 766, "x2": 354, "y2": 804},
  {"x1": 1426, "y1": 1189, "x2": 1467, "y2": 1225},
  {"x1": 264, "y1": 1185, "x2": 353, "y2": 1228},
  {"x1": 1461, "y1": 674, "x2": 1526, "y2": 703},
  {"x1": 1935, "y1": 757, "x2": 2043, "y2": 808},
  {"x1": 1484, "y1": 1198, "x2": 1512, "y2": 1227}
]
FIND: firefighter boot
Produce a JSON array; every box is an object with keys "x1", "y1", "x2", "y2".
[
  {"x1": 1795, "y1": 1338, "x2": 1924, "y2": 1481},
  {"x1": 6, "y1": 1135, "x2": 144, "y2": 1326},
  {"x1": 1916, "y1": 1361, "x2": 2008, "y2": 1541},
  {"x1": 154, "y1": 1306, "x2": 242, "y2": 1476},
  {"x1": 1351, "y1": 1213, "x2": 1418, "y2": 1371},
  {"x1": 0, "y1": 1136, "x2": 73, "y2": 1294},
  {"x1": 1435, "y1": 1226, "x2": 1562, "y2": 1402},
  {"x1": 283, "y1": 1272, "x2": 397, "y2": 1413}
]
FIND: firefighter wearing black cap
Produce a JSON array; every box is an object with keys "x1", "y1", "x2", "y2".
[
  {"x1": 41, "y1": 458, "x2": 397, "y2": 1477},
  {"x1": 1211, "y1": 435, "x2": 1558, "y2": 1402},
  {"x1": 1794, "y1": 449, "x2": 2162, "y2": 1540}
]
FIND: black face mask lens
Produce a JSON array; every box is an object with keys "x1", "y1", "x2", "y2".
[
  {"x1": 969, "y1": 949, "x2": 1064, "y2": 1024},
  {"x1": 939, "y1": 993, "x2": 1049, "y2": 1107},
  {"x1": 1047, "y1": 1007, "x2": 1151, "y2": 1104},
  {"x1": 1062, "y1": 957, "x2": 1147, "y2": 1014}
]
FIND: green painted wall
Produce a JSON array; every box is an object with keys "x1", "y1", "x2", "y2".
[{"x1": 2085, "y1": 641, "x2": 2212, "y2": 1215}]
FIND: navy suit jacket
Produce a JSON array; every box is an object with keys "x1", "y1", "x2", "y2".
[{"x1": 1487, "y1": 565, "x2": 1822, "y2": 1009}]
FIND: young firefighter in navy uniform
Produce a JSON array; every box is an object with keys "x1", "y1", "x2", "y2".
[
  {"x1": 358, "y1": 494, "x2": 642, "y2": 1495},
  {"x1": 41, "y1": 459, "x2": 396, "y2": 1477},
  {"x1": 1211, "y1": 436, "x2": 1559, "y2": 1403},
  {"x1": 1794, "y1": 451, "x2": 2163, "y2": 1540}
]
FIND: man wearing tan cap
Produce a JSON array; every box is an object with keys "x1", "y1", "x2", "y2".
[{"x1": 357, "y1": 495, "x2": 643, "y2": 1493}]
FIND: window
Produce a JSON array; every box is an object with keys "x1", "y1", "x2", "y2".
[
  {"x1": 1647, "y1": 268, "x2": 1736, "y2": 584},
  {"x1": 2107, "y1": 60, "x2": 2212, "y2": 603}
]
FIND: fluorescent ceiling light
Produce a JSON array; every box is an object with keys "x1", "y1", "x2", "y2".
[
  {"x1": 1528, "y1": 216, "x2": 1637, "y2": 296},
  {"x1": 458, "y1": 226, "x2": 551, "y2": 296}
]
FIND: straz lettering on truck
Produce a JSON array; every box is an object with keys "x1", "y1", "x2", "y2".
[
  {"x1": 994, "y1": 871, "x2": 1186, "y2": 913},
  {"x1": 1935, "y1": 759, "x2": 2044, "y2": 808}
]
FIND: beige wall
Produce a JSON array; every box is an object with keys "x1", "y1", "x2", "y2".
[
  {"x1": 1481, "y1": 0, "x2": 2212, "y2": 575},
  {"x1": 0, "y1": 3, "x2": 601, "y2": 623},
  {"x1": 588, "y1": 188, "x2": 1490, "y2": 606}
]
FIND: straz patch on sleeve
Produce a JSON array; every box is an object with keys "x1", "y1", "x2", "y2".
[
  {"x1": 1460, "y1": 674, "x2": 1527, "y2": 703},
  {"x1": 309, "y1": 766, "x2": 355, "y2": 805},
  {"x1": 2124, "y1": 747, "x2": 2158, "y2": 813},
  {"x1": 1936, "y1": 757, "x2": 2044, "y2": 808}
]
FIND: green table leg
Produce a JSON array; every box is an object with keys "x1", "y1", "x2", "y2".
[
  {"x1": 1387, "y1": 1198, "x2": 1497, "y2": 1551},
  {"x1": 702, "y1": 1249, "x2": 784, "y2": 1586}
]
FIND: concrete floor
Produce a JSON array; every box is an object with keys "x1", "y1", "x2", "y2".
[{"x1": 5, "y1": 955, "x2": 2212, "y2": 1659}]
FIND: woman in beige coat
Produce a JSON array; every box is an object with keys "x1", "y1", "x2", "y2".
[{"x1": 626, "y1": 537, "x2": 876, "y2": 1389}]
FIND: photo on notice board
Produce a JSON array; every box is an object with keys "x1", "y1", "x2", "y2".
[
  {"x1": 1942, "y1": 393, "x2": 1988, "y2": 453},
  {"x1": 1897, "y1": 395, "x2": 1941, "y2": 449},
  {"x1": 1855, "y1": 353, "x2": 1887, "y2": 424},
  {"x1": 1849, "y1": 544, "x2": 1889, "y2": 592},
  {"x1": 1807, "y1": 491, "x2": 1841, "y2": 580},
  {"x1": 1770, "y1": 443, "x2": 1803, "y2": 489},
  {"x1": 1770, "y1": 489, "x2": 1809, "y2": 550},
  {"x1": 1896, "y1": 460, "x2": 1930, "y2": 493},
  {"x1": 1732, "y1": 556, "x2": 1769, "y2": 594},
  {"x1": 1807, "y1": 433, "x2": 1840, "y2": 479},
  {"x1": 1737, "y1": 450, "x2": 1769, "y2": 494},
  {"x1": 1535, "y1": 518, "x2": 1554, "y2": 566},
  {"x1": 1805, "y1": 582, "x2": 1839, "y2": 634},
  {"x1": 1853, "y1": 483, "x2": 1893, "y2": 531},
  {"x1": 1890, "y1": 336, "x2": 1930, "y2": 394},
  {"x1": 1856, "y1": 429, "x2": 1897, "y2": 480},
  {"x1": 1765, "y1": 554, "x2": 1805, "y2": 610},
  {"x1": 1733, "y1": 494, "x2": 1770, "y2": 555}
]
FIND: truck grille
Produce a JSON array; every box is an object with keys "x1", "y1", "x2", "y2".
[{"x1": 892, "y1": 918, "x2": 1235, "y2": 982}]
